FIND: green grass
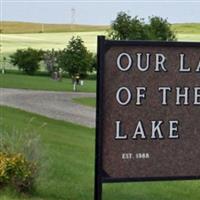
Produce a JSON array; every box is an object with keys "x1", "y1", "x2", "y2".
[
  {"x1": 1, "y1": 21, "x2": 109, "y2": 34},
  {"x1": 0, "y1": 105, "x2": 95, "y2": 200},
  {"x1": 1, "y1": 106, "x2": 200, "y2": 200},
  {"x1": 0, "y1": 73, "x2": 96, "y2": 92},
  {"x1": 73, "y1": 97, "x2": 96, "y2": 107}
]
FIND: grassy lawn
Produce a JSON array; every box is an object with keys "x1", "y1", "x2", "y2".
[
  {"x1": 73, "y1": 97, "x2": 96, "y2": 107},
  {"x1": 1, "y1": 105, "x2": 200, "y2": 199},
  {"x1": 0, "y1": 105, "x2": 95, "y2": 200},
  {"x1": 0, "y1": 73, "x2": 96, "y2": 92}
]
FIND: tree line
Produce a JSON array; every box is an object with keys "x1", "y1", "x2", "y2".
[
  {"x1": 10, "y1": 36, "x2": 96, "y2": 78},
  {"x1": 8, "y1": 12, "x2": 176, "y2": 81}
]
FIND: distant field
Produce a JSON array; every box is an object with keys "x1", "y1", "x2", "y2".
[
  {"x1": 1, "y1": 21, "x2": 109, "y2": 34},
  {"x1": 1, "y1": 31, "x2": 106, "y2": 58},
  {"x1": 2, "y1": 31, "x2": 199, "y2": 58},
  {"x1": 172, "y1": 23, "x2": 200, "y2": 34},
  {"x1": 2, "y1": 21, "x2": 200, "y2": 35},
  {"x1": 177, "y1": 33, "x2": 200, "y2": 42}
]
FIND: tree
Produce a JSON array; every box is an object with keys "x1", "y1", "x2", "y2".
[
  {"x1": 148, "y1": 16, "x2": 176, "y2": 41},
  {"x1": 109, "y1": 12, "x2": 132, "y2": 40},
  {"x1": 58, "y1": 36, "x2": 93, "y2": 91},
  {"x1": 10, "y1": 48, "x2": 43, "y2": 75},
  {"x1": 90, "y1": 54, "x2": 97, "y2": 72},
  {"x1": 109, "y1": 11, "x2": 176, "y2": 41},
  {"x1": 128, "y1": 17, "x2": 149, "y2": 40},
  {"x1": 43, "y1": 49, "x2": 59, "y2": 78}
]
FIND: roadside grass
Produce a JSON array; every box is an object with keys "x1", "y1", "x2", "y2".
[
  {"x1": 1, "y1": 106, "x2": 200, "y2": 200},
  {"x1": 0, "y1": 73, "x2": 96, "y2": 92},
  {"x1": 73, "y1": 97, "x2": 96, "y2": 107}
]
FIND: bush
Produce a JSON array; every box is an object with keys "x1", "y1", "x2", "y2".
[
  {"x1": 10, "y1": 48, "x2": 43, "y2": 75},
  {"x1": 0, "y1": 152, "x2": 37, "y2": 192},
  {"x1": 0, "y1": 123, "x2": 44, "y2": 193}
]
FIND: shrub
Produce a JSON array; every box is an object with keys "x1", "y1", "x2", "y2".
[
  {"x1": 0, "y1": 152, "x2": 37, "y2": 192},
  {"x1": 0, "y1": 122, "x2": 45, "y2": 193},
  {"x1": 10, "y1": 48, "x2": 43, "y2": 75}
]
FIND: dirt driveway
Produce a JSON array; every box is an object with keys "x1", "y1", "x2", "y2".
[{"x1": 0, "y1": 88, "x2": 96, "y2": 128}]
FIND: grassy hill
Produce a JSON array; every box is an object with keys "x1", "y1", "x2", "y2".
[
  {"x1": 1, "y1": 21, "x2": 110, "y2": 34},
  {"x1": 1, "y1": 21, "x2": 200, "y2": 34}
]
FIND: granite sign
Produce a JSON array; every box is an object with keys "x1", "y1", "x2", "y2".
[{"x1": 95, "y1": 36, "x2": 200, "y2": 200}]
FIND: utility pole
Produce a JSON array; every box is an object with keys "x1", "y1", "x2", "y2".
[
  {"x1": 41, "y1": 23, "x2": 44, "y2": 33},
  {"x1": 70, "y1": 8, "x2": 76, "y2": 30},
  {"x1": 71, "y1": 8, "x2": 76, "y2": 25}
]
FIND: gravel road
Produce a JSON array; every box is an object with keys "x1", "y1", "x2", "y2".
[{"x1": 0, "y1": 88, "x2": 96, "y2": 128}]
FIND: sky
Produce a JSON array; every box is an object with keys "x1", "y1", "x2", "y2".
[{"x1": 1, "y1": 0, "x2": 200, "y2": 25}]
